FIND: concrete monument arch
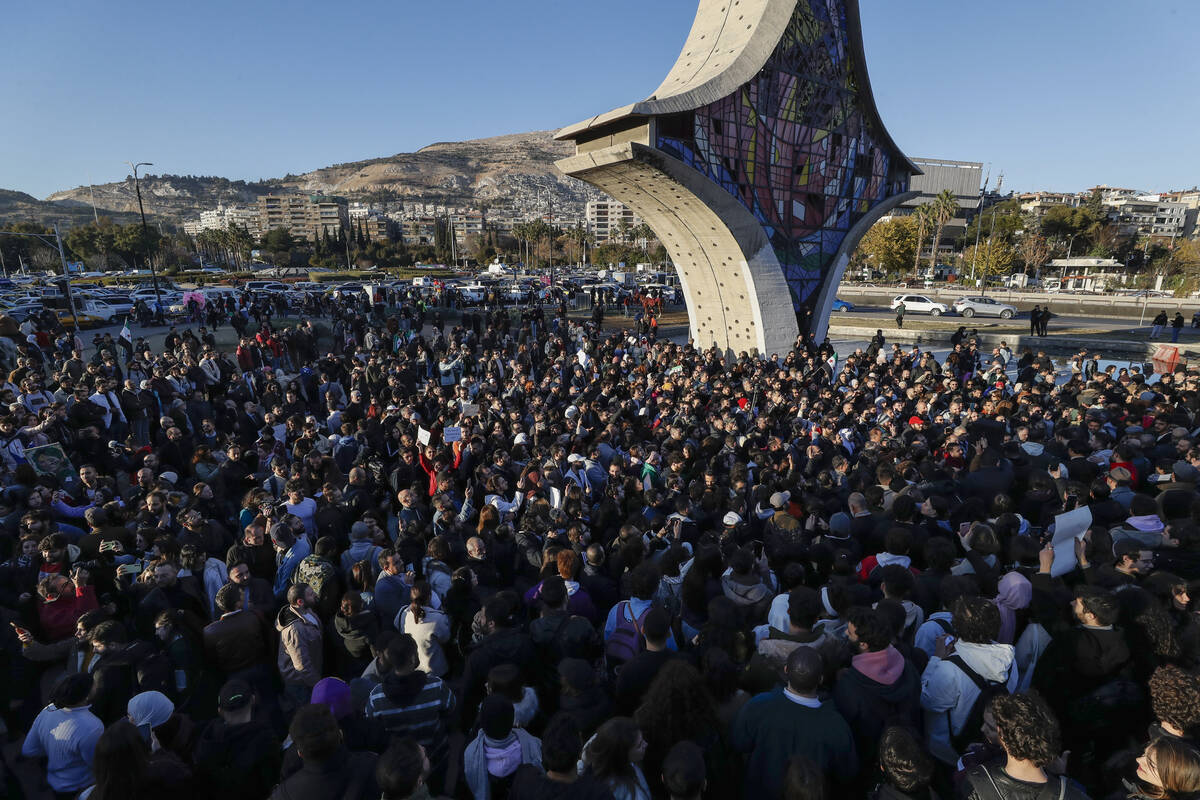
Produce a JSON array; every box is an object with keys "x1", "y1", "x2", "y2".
[{"x1": 556, "y1": 0, "x2": 919, "y2": 354}]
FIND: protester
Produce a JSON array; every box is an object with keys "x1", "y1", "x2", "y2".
[{"x1": 6, "y1": 286, "x2": 1200, "y2": 799}]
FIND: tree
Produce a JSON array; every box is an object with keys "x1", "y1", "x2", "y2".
[
  {"x1": 962, "y1": 200, "x2": 1024, "y2": 248},
  {"x1": 927, "y1": 190, "x2": 958, "y2": 270},
  {"x1": 853, "y1": 216, "x2": 918, "y2": 276},
  {"x1": 911, "y1": 205, "x2": 932, "y2": 274},
  {"x1": 963, "y1": 238, "x2": 1016, "y2": 279},
  {"x1": 615, "y1": 220, "x2": 633, "y2": 244},
  {"x1": 261, "y1": 227, "x2": 295, "y2": 265},
  {"x1": 1015, "y1": 231, "x2": 1052, "y2": 275}
]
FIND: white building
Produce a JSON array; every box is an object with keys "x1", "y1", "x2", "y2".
[
  {"x1": 586, "y1": 199, "x2": 642, "y2": 243},
  {"x1": 1104, "y1": 195, "x2": 1187, "y2": 239},
  {"x1": 193, "y1": 203, "x2": 261, "y2": 236}
]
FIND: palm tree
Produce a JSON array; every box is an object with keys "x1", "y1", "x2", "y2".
[
  {"x1": 912, "y1": 205, "x2": 932, "y2": 275},
  {"x1": 928, "y1": 189, "x2": 958, "y2": 272}
]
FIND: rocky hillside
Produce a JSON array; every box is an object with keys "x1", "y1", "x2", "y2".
[
  {"x1": 42, "y1": 130, "x2": 600, "y2": 223},
  {"x1": 0, "y1": 189, "x2": 140, "y2": 227}
]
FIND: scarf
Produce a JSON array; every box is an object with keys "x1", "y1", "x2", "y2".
[
  {"x1": 993, "y1": 572, "x2": 1032, "y2": 644},
  {"x1": 483, "y1": 734, "x2": 522, "y2": 778}
]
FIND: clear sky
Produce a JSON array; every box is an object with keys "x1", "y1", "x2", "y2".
[{"x1": 2, "y1": 0, "x2": 1197, "y2": 199}]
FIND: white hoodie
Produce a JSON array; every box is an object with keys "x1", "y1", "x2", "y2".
[{"x1": 920, "y1": 640, "x2": 1018, "y2": 765}]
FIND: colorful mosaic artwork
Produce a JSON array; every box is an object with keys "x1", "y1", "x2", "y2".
[{"x1": 657, "y1": 0, "x2": 910, "y2": 323}]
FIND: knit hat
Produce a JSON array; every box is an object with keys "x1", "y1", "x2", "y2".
[
  {"x1": 722, "y1": 511, "x2": 742, "y2": 526},
  {"x1": 311, "y1": 677, "x2": 352, "y2": 719}
]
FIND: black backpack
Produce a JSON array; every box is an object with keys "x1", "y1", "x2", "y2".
[{"x1": 946, "y1": 654, "x2": 1010, "y2": 752}]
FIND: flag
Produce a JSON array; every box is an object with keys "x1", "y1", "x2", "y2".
[
  {"x1": 825, "y1": 353, "x2": 839, "y2": 375},
  {"x1": 119, "y1": 319, "x2": 132, "y2": 344}
]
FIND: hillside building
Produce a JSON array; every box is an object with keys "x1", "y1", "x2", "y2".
[{"x1": 586, "y1": 199, "x2": 642, "y2": 243}]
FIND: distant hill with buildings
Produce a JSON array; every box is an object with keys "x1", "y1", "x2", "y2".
[{"x1": 37, "y1": 130, "x2": 596, "y2": 226}]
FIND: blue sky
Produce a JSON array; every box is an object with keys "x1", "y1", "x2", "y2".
[{"x1": 2, "y1": 0, "x2": 1197, "y2": 199}]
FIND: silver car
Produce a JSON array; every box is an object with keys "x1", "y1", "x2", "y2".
[{"x1": 952, "y1": 296, "x2": 1017, "y2": 319}]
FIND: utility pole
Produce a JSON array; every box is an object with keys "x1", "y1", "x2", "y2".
[
  {"x1": 53, "y1": 223, "x2": 81, "y2": 331},
  {"x1": 980, "y1": 172, "x2": 1003, "y2": 298},
  {"x1": 544, "y1": 189, "x2": 555, "y2": 288},
  {"x1": 86, "y1": 174, "x2": 99, "y2": 223},
  {"x1": 969, "y1": 166, "x2": 990, "y2": 286},
  {"x1": 127, "y1": 161, "x2": 162, "y2": 320}
]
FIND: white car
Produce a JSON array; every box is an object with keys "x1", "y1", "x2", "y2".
[
  {"x1": 952, "y1": 296, "x2": 1017, "y2": 319},
  {"x1": 891, "y1": 294, "x2": 949, "y2": 316}
]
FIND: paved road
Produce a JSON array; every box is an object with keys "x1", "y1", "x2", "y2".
[{"x1": 835, "y1": 306, "x2": 1161, "y2": 332}]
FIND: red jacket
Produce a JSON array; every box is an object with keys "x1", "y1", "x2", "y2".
[{"x1": 38, "y1": 584, "x2": 98, "y2": 642}]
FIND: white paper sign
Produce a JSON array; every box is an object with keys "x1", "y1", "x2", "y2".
[
  {"x1": 417, "y1": 427, "x2": 431, "y2": 446},
  {"x1": 1050, "y1": 505, "x2": 1093, "y2": 577},
  {"x1": 461, "y1": 403, "x2": 479, "y2": 418},
  {"x1": 443, "y1": 426, "x2": 462, "y2": 443}
]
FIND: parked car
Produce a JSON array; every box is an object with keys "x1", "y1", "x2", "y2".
[
  {"x1": 952, "y1": 296, "x2": 1017, "y2": 319},
  {"x1": 54, "y1": 309, "x2": 107, "y2": 329},
  {"x1": 891, "y1": 294, "x2": 949, "y2": 316},
  {"x1": 244, "y1": 281, "x2": 288, "y2": 293},
  {"x1": 832, "y1": 298, "x2": 855, "y2": 313}
]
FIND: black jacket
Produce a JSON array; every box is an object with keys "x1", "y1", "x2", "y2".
[
  {"x1": 959, "y1": 764, "x2": 1090, "y2": 800},
  {"x1": 461, "y1": 626, "x2": 535, "y2": 727},
  {"x1": 193, "y1": 717, "x2": 281, "y2": 800},
  {"x1": 832, "y1": 650, "x2": 922, "y2": 772},
  {"x1": 269, "y1": 747, "x2": 379, "y2": 800}
]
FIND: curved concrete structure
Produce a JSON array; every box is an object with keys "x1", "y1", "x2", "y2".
[{"x1": 557, "y1": 0, "x2": 918, "y2": 354}]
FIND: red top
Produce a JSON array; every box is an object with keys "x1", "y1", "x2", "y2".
[{"x1": 37, "y1": 584, "x2": 99, "y2": 642}]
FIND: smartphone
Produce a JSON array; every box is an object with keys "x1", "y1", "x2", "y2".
[{"x1": 10, "y1": 622, "x2": 30, "y2": 638}]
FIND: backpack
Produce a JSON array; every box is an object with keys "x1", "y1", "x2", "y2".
[
  {"x1": 294, "y1": 555, "x2": 337, "y2": 602},
  {"x1": 1068, "y1": 677, "x2": 1144, "y2": 736},
  {"x1": 946, "y1": 654, "x2": 1010, "y2": 752},
  {"x1": 605, "y1": 601, "x2": 651, "y2": 665}
]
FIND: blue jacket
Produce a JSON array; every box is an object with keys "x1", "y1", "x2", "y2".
[{"x1": 273, "y1": 536, "x2": 312, "y2": 599}]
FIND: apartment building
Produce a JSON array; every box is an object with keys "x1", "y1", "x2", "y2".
[
  {"x1": 1018, "y1": 192, "x2": 1081, "y2": 218},
  {"x1": 257, "y1": 194, "x2": 347, "y2": 241},
  {"x1": 586, "y1": 199, "x2": 642, "y2": 242},
  {"x1": 1103, "y1": 195, "x2": 1187, "y2": 239}
]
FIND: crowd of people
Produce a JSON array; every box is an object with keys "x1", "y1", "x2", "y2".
[{"x1": 2, "y1": 286, "x2": 1200, "y2": 800}]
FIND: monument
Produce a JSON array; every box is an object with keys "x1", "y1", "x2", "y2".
[{"x1": 556, "y1": 0, "x2": 919, "y2": 355}]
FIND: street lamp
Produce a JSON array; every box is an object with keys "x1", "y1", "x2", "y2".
[{"x1": 127, "y1": 161, "x2": 163, "y2": 321}]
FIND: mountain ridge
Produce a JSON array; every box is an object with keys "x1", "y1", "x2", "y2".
[{"x1": 37, "y1": 130, "x2": 597, "y2": 226}]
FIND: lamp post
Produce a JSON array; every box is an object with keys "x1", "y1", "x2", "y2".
[{"x1": 127, "y1": 161, "x2": 163, "y2": 321}]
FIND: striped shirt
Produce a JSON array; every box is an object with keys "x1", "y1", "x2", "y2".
[
  {"x1": 20, "y1": 704, "x2": 104, "y2": 792},
  {"x1": 365, "y1": 675, "x2": 455, "y2": 763}
]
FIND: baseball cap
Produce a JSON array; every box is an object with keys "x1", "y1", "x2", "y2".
[
  {"x1": 908, "y1": 416, "x2": 924, "y2": 426},
  {"x1": 567, "y1": 453, "x2": 584, "y2": 464},
  {"x1": 218, "y1": 679, "x2": 252, "y2": 712},
  {"x1": 722, "y1": 511, "x2": 742, "y2": 526},
  {"x1": 158, "y1": 471, "x2": 178, "y2": 486},
  {"x1": 769, "y1": 491, "x2": 791, "y2": 510},
  {"x1": 513, "y1": 433, "x2": 529, "y2": 445}
]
